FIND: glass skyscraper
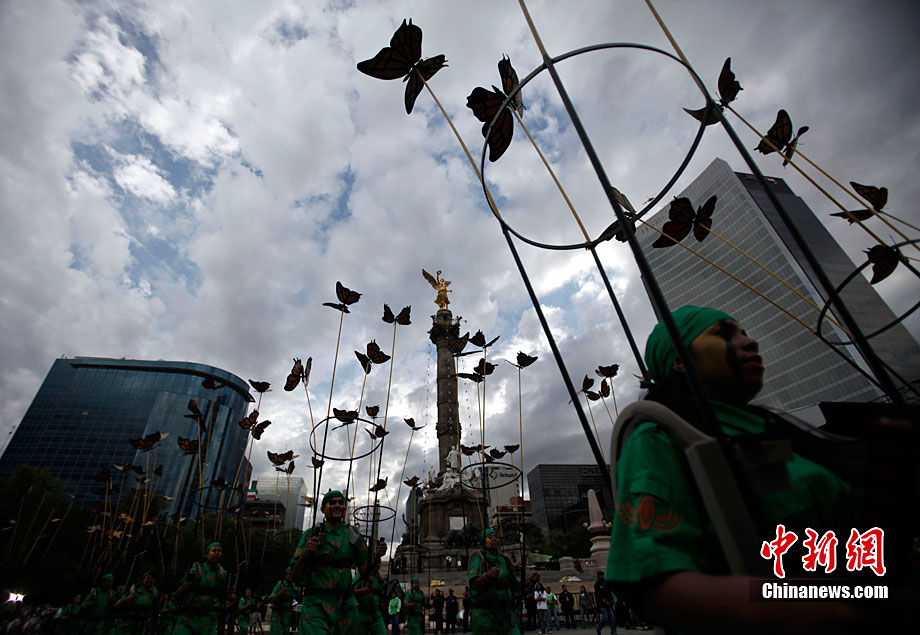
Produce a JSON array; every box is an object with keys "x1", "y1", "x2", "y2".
[
  {"x1": 250, "y1": 473, "x2": 309, "y2": 531},
  {"x1": 527, "y1": 464, "x2": 611, "y2": 533},
  {"x1": 638, "y1": 158, "x2": 920, "y2": 413},
  {"x1": 0, "y1": 357, "x2": 254, "y2": 518}
]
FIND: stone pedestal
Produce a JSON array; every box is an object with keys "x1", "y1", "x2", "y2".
[{"x1": 586, "y1": 489, "x2": 611, "y2": 575}]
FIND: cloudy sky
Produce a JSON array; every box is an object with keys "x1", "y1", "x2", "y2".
[{"x1": 2, "y1": 0, "x2": 919, "y2": 535}]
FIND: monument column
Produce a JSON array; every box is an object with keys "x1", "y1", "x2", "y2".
[{"x1": 429, "y1": 309, "x2": 460, "y2": 475}]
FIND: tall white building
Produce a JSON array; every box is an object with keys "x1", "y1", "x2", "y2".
[
  {"x1": 251, "y1": 472, "x2": 309, "y2": 531},
  {"x1": 638, "y1": 158, "x2": 920, "y2": 413}
]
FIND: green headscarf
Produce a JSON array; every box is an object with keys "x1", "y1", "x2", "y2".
[
  {"x1": 644, "y1": 305, "x2": 734, "y2": 384},
  {"x1": 101, "y1": 574, "x2": 114, "y2": 582},
  {"x1": 322, "y1": 490, "x2": 345, "y2": 508},
  {"x1": 481, "y1": 528, "x2": 496, "y2": 542},
  {"x1": 207, "y1": 541, "x2": 222, "y2": 553}
]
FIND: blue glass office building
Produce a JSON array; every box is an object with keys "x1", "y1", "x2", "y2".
[{"x1": 0, "y1": 357, "x2": 254, "y2": 517}]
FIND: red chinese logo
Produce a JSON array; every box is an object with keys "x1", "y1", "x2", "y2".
[
  {"x1": 760, "y1": 524, "x2": 797, "y2": 578},
  {"x1": 845, "y1": 527, "x2": 886, "y2": 576}
]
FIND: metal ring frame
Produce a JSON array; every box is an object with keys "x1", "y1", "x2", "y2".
[{"x1": 308, "y1": 415, "x2": 383, "y2": 462}]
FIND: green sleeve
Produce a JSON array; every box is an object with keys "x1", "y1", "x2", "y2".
[
  {"x1": 606, "y1": 422, "x2": 717, "y2": 583},
  {"x1": 468, "y1": 553, "x2": 484, "y2": 580}
]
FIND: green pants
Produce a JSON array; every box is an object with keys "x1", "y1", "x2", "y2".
[
  {"x1": 471, "y1": 607, "x2": 522, "y2": 635},
  {"x1": 237, "y1": 613, "x2": 250, "y2": 634},
  {"x1": 356, "y1": 611, "x2": 387, "y2": 635},
  {"x1": 270, "y1": 609, "x2": 293, "y2": 635},
  {"x1": 407, "y1": 614, "x2": 424, "y2": 635},
  {"x1": 299, "y1": 596, "x2": 359, "y2": 634},
  {"x1": 173, "y1": 612, "x2": 218, "y2": 635}
]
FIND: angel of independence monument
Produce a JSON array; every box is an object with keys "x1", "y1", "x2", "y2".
[{"x1": 394, "y1": 270, "x2": 488, "y2": 575}]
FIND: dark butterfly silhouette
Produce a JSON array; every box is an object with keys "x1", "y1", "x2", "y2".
[
  {"x1": 311, "y1": 456, "x2": 324, "y2": 469},
  {"x1": 249, "y1": 379, "x2": 270, "y2": 394},
  {"x1": 598, "y1": 187, "x2": 639, "y2": 242},
  {"x1": 177, "y1": 437, "x2": 200, "y2": 454},
  {"x1": 600, "y1": 379, "x2": 610, "y2": 398},
  {"x1": 369, "y1": 477, "x2": 388, "y2": 492},
  {"x1": 94, "y1": 468, "x2": 111, "y2": 483},
  {"x1": 267, "y1": 450, "x2": 297, "y2": 466},
  {"x1": 449, "y1": 332, "x2": 471, "y2": 355},
  {"x1": 684, "y1": 57, "x2": 742, "y2": 125},
  {"x1": 585, "y1": 389, "x2": 601, "y2": 401},
  {"x1": 250, "y1": 420, "x2": 271, "y2": 440},
  {"x1": 323, "y1": 281, "x2": 362, "y2": 313},
  {"x1": 404, "y1": 418, "x2": 425, "y2": 431},
  {"x1": 356, "y1": 19, "x2": 447, "y2": 114},
  {"x1": 831, "y1": 182, "x2": 888, "y2": 224},
  {"x1": 201, "y1": 377, "x2": 225, "y2": 391},
  {"x1": 238, "y1": 410, "x2": 259, "y2": 430},
  {"x1": 355, "y1": 351, "x2": 372, "y2": 374},
  {"x1": 404, "y1": 476, "x2": 420, "y2": 487},
  {"x1": 466, "y1": 55, "x2": 523, "y2": 162},
  {"x1": 515, "y1": 352, "x2": 538, "y2": 368},
  {"x1": 275, "y1": 461, "x2": 295, "y2": 475},
  {"x1": 469, "y1": 330, "x2": 500, "y2": 348},
  {"x1": 755, "y1": 110, "x2": 808, "y2": 161},
  {"x1": 782, "y1": 124, "x2": 809, "y2": 167},
  {"x1": 489, "y1": 448, "x2": 507, "y2": 460},
  {"x1": 366, "y1": 405, "x2": 380, "y2": 418},
  {"x1": 333, "y1": 408, "x2": 359, "y2": 426},
  {"x1": 383, "y1": 304, "x2": 412, "y2": 325},
  {"x1": 652, "y1": 196, "x2": 717, "y2": 248},
  {"x1": 473, "y1": 359, "x2": 496, "y2": 376},
  {"x1": 596, "y1": 364, "x2": 619, "y2": 378},
  {"x1": 184, "y1": 400, "x2": 206, "y2": 433},
  {"x1": 865, "y1": 245, "x2": 904, "y2": 284},
  {"x1": 459, "y1": 444, "x2": 477, "y2": 456},
  {"x1": 366, "y1": 425, "x2": 389, "y2": 440},
  {"x1": 456, "y1": 372, "x2": 484, "y2": 383},
  {"x1": 504, "y1": 444, "x2": 520, "y2": 454},
  {"x1": 367, "y1": 340, "x2": 391, "y2": 364},
  {"x1": 582, "y1": 376, "x2": 595, "y2": 392},
  {"x1": 284, "y1": 357, "x2": 313, "y2": 391},
  {"x1": 129, "y1": 432, "x2": 166, "y2": 451}
]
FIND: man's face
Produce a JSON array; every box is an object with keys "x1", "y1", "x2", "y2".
[
  {"x1": 484, "y1": 532, "x2": 499, "y2": 549},
  {"x1": 683, "y1": 319, "x2": 764, "y2": 404},
  {"x1": 324, "y1": 497, "x2": 346, "y2": 521},
  {"x1": 143, "y1": 574, "x2": 154, "y2": 586},
  {"x1": 208, "y1": 545, "x2": 222, "y2": 563},
  {"x1": 412, "y1": 580, "x2": 420, "y2": 590}
]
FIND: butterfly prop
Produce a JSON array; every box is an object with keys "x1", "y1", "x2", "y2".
[
  {"x1": 754, "y1": 110, "x2": 808, "y2": 161},
  {"x1": 201, "y1": 377, "x2": 225, "y2": 391},
  {"x1": 355, "y1": 351, "x2": 372, "y2": 374},
  {"x1": 184, "y1": 400, "x2": 206, "y2": 433},
  {"x1": 333, "y1": 408, "x2": 359, "y2": 425},
  {"x1": 383, "y1": 304, "x2": 412, "y2": 325},
  {"x1": 366, "y1": 405, "x2": 380, "y2": 418},
  {"x1": 249, "y1": 379, "x2": 270, "y2": 394},
  {"x1": 177, "y1": 436, "x2": 200, "y2": 455},
  {"x1": 369, "y1": 477, "x2": 388, "y2": 492},
  {"x1": 585, "y1": 388, "x2": 601, "y2": 401},
  {"x1": 456, "y1": 371, "x2": 484, "y2": 383},
  {"x1": 600, "y1": 379, "x2": 610, "y2": 398},
  {"x1": 238, "y1": 410, "x2": 260, "y2": 430},
  {"x1": 284, "y1": 357, "x2": 311, "y2": 391},
  {"x1": 489, "y1": 448, "x2": 507, "y2": 460},
  {"x1": 449, "y1": 333, "x2": 471, "y2": 355},
  {"x1": 684, "y1": 57, "x2": 742, "y2": 125},
  {"x1": 357, "y1": 18, "x2": 447, "y2": 114},
  {"x1": 473, "y1": 359, "x2": 496, "y2": 376},
  {"x1": 404, "y1": 476, "x2": 420, "y2": 488},
  {"x1": 366, "y1": 424, "x2": 389, "y2": 439},
  {"x1": 504, "y1": 444, "x2": 520, "y2": 454},
  {"x1": 865, "y1": 245, "x2": 904, "y2": 284},
  {"x1": 267, "y1": 450, "x2": 298, "y2": 466},
  {"x1": 831, "y1": 182, "x2": 888, "y2": 224},
  {"x1": 311, "y1": 456, "x2": 324, "y2": 469},
  {"x1": 275, "y1": 461, "x2": 296, "y2": 475},
  {"x1": 515, "y1": 352, "x2": 538, "y2": 368},
  {"x1": 465, "y1": 56, "x2": 524, "y2": 162},
  {"x1": 596, "y1": 364, "x2": 619, "y2": 378},
  {"x1": 367, "y1": 340, "x2": 391, "y2": 364},
  {"x1": 129, "y1": 432, "x2": 168, "y2": 451},
  {"x1": 651, "y1": 196, "x2": 717, "y2": 248},
  {"x1": 404, "y1": 418, "x2": 425, "y2": 431},
  {"x1": 469, "y1": 330, "x2": 500, "y2": 349},
  {"x1": 250, "y1": 419, "x2": 271, "y2": 440},
  {"x1": 323, "y1": 281, "x2": 362, "y2": 313}
]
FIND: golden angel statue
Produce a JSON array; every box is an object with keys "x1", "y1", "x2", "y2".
[{"x1": 422, "y1": 269, "x2": 452, "y2": 309}]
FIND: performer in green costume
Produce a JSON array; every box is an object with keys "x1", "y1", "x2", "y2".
[
  {"x1": 607, "y1": 305, "x2": 857, "y2": 632},
  {"x1": 403, "y1": 577, "x2": 427, "y2": 635},
  {"x1": 82, "y1": 573, "x2": 117, "y2": 635},
  {"x1": 113, "y1": 571, "x2": 161, "y2": 635},
  {"x1": 269, "y1": 569, "x2": 296, "y2": 635},
  {"x1": 290, "y1": 490, "x2": 387, "y2": 634},
  {"x1": 237, "y1": 589, "x2": 256, "y2": 635},
  {"x1": 172, "y1": 542, "x2": 229, "y2": 635},
  {"x1": 468, "y1": 529, "x2": 521, "y2": 635},
  {"x1": 353, "y1": 557, "x2": 386, "y2": 635},
  {"x1": 58, "y1": 594, "x2": 84, "y2": 635}
]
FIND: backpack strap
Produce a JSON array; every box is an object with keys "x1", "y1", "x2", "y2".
[{"x1": 609, "y1": 400, "x2": 762, "y2": 575}]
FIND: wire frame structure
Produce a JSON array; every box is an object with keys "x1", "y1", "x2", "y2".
[{"x1": 475, "y1": 37, "x2": 917, "y2": 501}]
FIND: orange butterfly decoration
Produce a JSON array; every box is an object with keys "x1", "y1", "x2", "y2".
[
  {"x1": 284, "y1": 357, "x2": 312, "y2": 391},
  {"x1": 366, "y1": 405, "x2": 380, "y2": 418},
  {"x1": 267, "y1": 450, "x2": 298, "y2": 466},
  {"x1": 684, "y1": 57, "x2": 742, "y2": 125},
  {"x1": 275, "y1": 461, "x2": 296, "y2": 475},
  {"x1": 357, "y1": 19, "x2": 447, "y2": 114},
  {"x1": 184, "y1": 400, "x2": 206, "y2": 433},
  {"x1": 596, "y1": 364, "x2": 619, "y2": 378},
  {"x1": 237, "y1": 410, "x2": 259, "y2": 430},
  {"x1": 249, "y1": 379, "x2": 270, "y2": 393},
  {"x1": 466, "y1": 55, "x2": 523, "y2": 162},
  {"x1": 404, "y1": 476, "x2": 420, "y2": 488},
  {"x1": 201, "y1": 377, "x2": 225, "y2": 391},
  {"x1": 250, "y1": 419, "x2": 271, "y2": 440},
  {"x1": 652, "y1": 196, "x2": 717, "y2": 248},
  {"x1": 323, "y1": 281, "x2": 362, "y2": 313},
  {"x1": 831, "y1": 182, "x2": 888, "y2": 224},
  {"x1": 177, "y1": 436, "x2": 200, "y2": 455},
  {"x1": 382, "y1": 304, "x2": 412, "y2": 325}
]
